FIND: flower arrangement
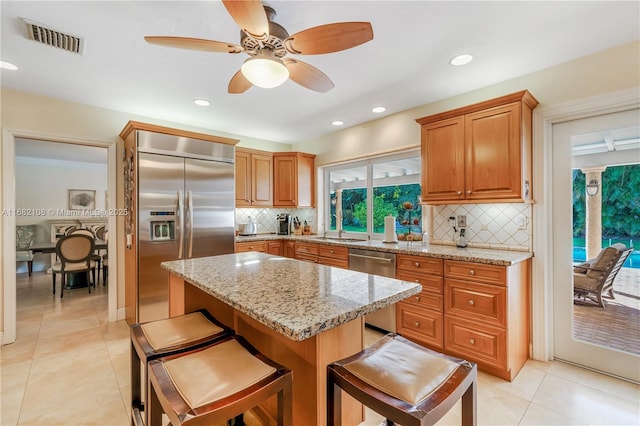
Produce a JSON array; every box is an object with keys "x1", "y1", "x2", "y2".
[{"x1": 397, "y1": 201, "x2": 422, "y2": 241}]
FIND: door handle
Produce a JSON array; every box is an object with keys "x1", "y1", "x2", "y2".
[
  {"x1": 348, "y1": 253, "x2": 394, "y2": 262},
  {"x1": 187, "y1": 190, "x2": 194, "y2": 258},
  {"x1": 177, "y1": 190, "x2": 184, "y2": 259}
]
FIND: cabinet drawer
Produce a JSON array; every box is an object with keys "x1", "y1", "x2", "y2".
[
  {"x1": 396, "y1": 270, "x2": 443, "y2": 294},
  {"x1": 295, "y1": 253, "x2": 318, "y2": 263},
  {"x1": 236, "y1": 241, "x2": 266, "y2": 253},
  {"x1": 397, "y1": 255, "x2": 443, "y2": 275},
  {"x1": 295, "y1": 242, "x2": 318, "y2": 256},
  {"x1": 445, "y1": 279, "x2": 506, "y2": 327},
  {"x1": 444, "y1": 260, "x2": 506, "y2": 286},
  {"x1": 318, "y1": 257, "x2": 348, "y2": 269},
  {"x1": 318, "y1": 244, "x2": 348, "y2": 260},
  {"x1": 402, "y1": 291, "x2": 443, "y2": 312},
  {"x1": 444, "y1": 316, "x2": 506, "y2": 369},
  {"x1": 397, "y1": 304, "x2": 443, "y2": 349}
]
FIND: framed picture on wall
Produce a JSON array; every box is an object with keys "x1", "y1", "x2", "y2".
[{"x1": 68, "y1": 189, "x2": 96, "y2": 210}]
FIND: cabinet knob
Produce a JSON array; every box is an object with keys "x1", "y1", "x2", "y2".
[
  {"x1": 330, "y1": 250, "x2": 334, "y2": 254},
  {"x1": 467, "y1": 190, "x2": 472, "y2": 194},
  {"x1": 249, "y1": 246, "x2": 253, "y2": 249},
  {"x1": 245, "y1": 199, "x2": 250, "y2": 202},
  {"x1": 415, "y1": 296, "x2": 421, "y2": 302},
  {"x1": 414, "y1": 262, "x2": 420, "y2": 267},
  {"x1": 469, "y1": 338, "x2": 476, "y2": 345},
  {"x1": 457, "y1": 191, "x2": 462, "y2": 195},
  {"x1": 414, "y1": 322, "x2": 420, "y2": 328},
  {"x1": 414, "y1": 279, "x2": 420, "y2": 283},
  {"x1": 469, "y1": 270, "x2": 475, "y2": 275},
  {"x1": 468, "y1": 300, "x2": 475, "y2": 306}
]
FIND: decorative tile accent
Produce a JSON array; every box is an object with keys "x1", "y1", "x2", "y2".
[
  {"x1": 432, "y1": 203, "x2": 532, "y2": 251},
  {"x1": 236, "y1": 208, "x2": 317, "y2": 234}
]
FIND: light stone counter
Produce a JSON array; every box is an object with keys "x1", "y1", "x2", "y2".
[
  {"x1": 161, "y1": 251, "x2": 422, "y2": 341},
  {"x1": 236, "y1": 234, "x2": 532, "y2": 266}
]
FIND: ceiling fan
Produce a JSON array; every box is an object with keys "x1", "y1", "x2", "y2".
[{"x1": 144, "y1": 0, "x2": 373, "y2": 94}]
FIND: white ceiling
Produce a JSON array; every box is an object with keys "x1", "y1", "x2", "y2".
[{"x1": 1, "y1": 1, "x2": 639, "y2": 145}]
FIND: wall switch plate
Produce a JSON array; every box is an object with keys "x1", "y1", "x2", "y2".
[
  {"x1": 457, "y1": 215, "x2": 467, "y2": 228},
  {"x1": 480, "y1": 224, "x2": 489, "y2": 231},
  {"x1": 516, "y1": 215, "x2": 527, "y2": 229}
]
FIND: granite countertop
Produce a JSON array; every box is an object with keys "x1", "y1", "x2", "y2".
[
  {"x1": 236, "y1": 233, "x2": 532, "y2": 266},
  {"x1": 161, "y1": 252, "x2": 422, "y2": 341}
]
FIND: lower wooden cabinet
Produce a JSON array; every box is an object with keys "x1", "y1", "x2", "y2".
[
  {"x1": 395, "y1": 255, "x2": 530, "y2": 382},
  {"x1": 284, "y1": 241, "x2": 295, "y2": 258},
  {"x1": 267, "y1": 240, "x2": 283, "y2": 256},
  {"x1": 317, "y1": 244, "x2": 349, "y2": 268},
  {"x1": 294, "y1": 241, "x2": 318, "y2": 263}
]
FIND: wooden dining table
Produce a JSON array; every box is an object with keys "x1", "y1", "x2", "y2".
[{"x1": 30, "y1": 239, "x2": 107, "y2": 288}]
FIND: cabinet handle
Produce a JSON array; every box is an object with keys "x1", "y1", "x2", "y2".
[
  {"x1": 469, "y1": 270, "x2": 475, "y2": 275},
  {"x1": 468, "y1": 300, "x2": 475, "y2": 306},
  {"x1": 469, "y1": 338, "x2": 476, "y2": 345},
  {"x1": 414, "y1": 262, "x2": 420, "y2": 267},
  {"x1": 457, "y1": 191, "x2": 462, "y2": 195},
  {"x1": 245, "y1": 199, "x2": 250, "y2": 202},
  {"x1": 414, "y1": 322, "x2": 420, "y2": 328}
]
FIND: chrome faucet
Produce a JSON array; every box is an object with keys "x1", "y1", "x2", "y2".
[{"x1": 338, "y1": 229, "x2": 346, "y2": 239}]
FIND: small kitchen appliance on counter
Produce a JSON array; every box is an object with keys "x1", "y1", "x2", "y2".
[
  {"x1": 239, "y1": 216, "x2": 258, "y2": 236},
  {"x1": 276, "y1": 213, "x2": 291, "y2": 235}
]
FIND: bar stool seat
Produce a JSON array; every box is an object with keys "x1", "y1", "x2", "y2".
[
  {"x1": 328, "y1": 334, "x2": 477, "y2": 426},
  {"x1": 148, "y1": 335, "x2": 293, "y2": 426},
  {"x1": 130, "y1": 309, "x2": 232, "y2": 426}
]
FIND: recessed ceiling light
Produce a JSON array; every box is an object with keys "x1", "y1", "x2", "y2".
[
  {"x1": 194, "y1": 99, "x2": 210, "y2": 106},
  {"x1": 0, "y1": 61, "x2": 18, "y2": 70},
  {"x1": 372, "y1": 106, "x2": 386, "y2": 113},
  {"x1": 331, "y1": 120, "x2": 344, "y2": 126},
  {"x1": 449, "y1": 54, "x2": 473, "y2": 66}
]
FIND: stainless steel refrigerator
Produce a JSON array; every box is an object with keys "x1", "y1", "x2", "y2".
[{"x1": 137, "y1": 131, "x2": 235, "y2": 323}]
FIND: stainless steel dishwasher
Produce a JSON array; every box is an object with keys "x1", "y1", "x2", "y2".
[{"x1": 348, "y1": 248, "x2": 397, "y2": 332}]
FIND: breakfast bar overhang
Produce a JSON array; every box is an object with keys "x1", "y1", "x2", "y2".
[{"x1": 161, "y1": 252, "x2": 422, "y2": 425}]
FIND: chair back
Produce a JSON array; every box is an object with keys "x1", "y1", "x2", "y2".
[
  {"x1": 585, "y1": 244, "x2": 625, "y2": 279},
  {"x1": 69, "y1": 228, "x2": 96, "y2": 239},
  {"x1": 88, "y1": 224, "x2": 106, "y2": 240},
  {"x1": 63, "y1": 225, "x2": 79, "y2": 235},
  {"x1": 16, "y1": 225, "x2": 37, "y2": 250},
  {"x1": 56, "y1": 234, "x2": 95, "y2": 265},
  {"x1": 602, "y1": 246, "x2": 633, "y2": 288}
]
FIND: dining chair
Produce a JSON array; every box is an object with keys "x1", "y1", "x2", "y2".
[
  {"x1": 102, "y1": 230, "x2": 109, "y2": 285},
  {"x1": 52, "y1": 234, "x2": 97, "y2": 298},
  {"x1": 69, "y1": 228, "x2": 102, "y2": 285},
  {"x1": 16, "y1": 225, "x2": 37, "y2": 276}
]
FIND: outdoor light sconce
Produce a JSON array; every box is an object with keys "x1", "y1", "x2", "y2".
[{"x1": 586, "y1": 179, "x2": 600, "y2": 197}]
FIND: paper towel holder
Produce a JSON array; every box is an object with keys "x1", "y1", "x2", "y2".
[{"x1": 382, "y1": 215, "x2": 399, "y2": 243}]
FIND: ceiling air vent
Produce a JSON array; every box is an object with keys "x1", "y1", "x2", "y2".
[{"x1": 23, "y1": 18, "x2": 84, "y2": 54}]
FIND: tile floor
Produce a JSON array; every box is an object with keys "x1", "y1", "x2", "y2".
[{"x1": 2, "y1": 272, "x2": 640, "y2": 426}]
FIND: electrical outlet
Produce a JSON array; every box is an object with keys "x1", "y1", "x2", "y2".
[
  {"x1": 457, "y1": 215, "x2": 467, "y2": 228},
  {"x1": 516, "y1": 215, "x2": 527, "y2": 229},
  {"x1": 480, "y1": 224, "x2": 489, "y2": 231}
]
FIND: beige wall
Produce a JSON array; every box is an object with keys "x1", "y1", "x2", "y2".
[
  {"x1": 1, "y1": 40, "x2": 639, "y2": 335},
  {"x1": 297, "y1": 41, "x2": 640, "y2": 166}
]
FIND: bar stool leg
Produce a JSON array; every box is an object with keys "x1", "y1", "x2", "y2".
[{"x1": 461, "y1": 379, "x2": 477, "y2": 426}]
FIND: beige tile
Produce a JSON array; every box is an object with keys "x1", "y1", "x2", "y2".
[
  {"x1": 476, "y1": 381, "x2": 530, "y2": 425},
  {"x1": 546, "y1": 361, "x2": 640, "y2": 404},
  {"x1": 33, "y1": 326, "x2": 106, "y2": 358},
  {"x1": 0, "y1": 360, "x2": 31, "y2": 426},
  {"x1": 477, "y1": 360, "x2": 548, "y2": 401},
  {"x1": 519, "y1": 403, "x2": 585, "y2": 425},
  {"x1": 532, "y1": 374, "x2": 640, "y2": 425},
  {"x1": 0, "y1": 339, "x2": 37, "y2": 367}
]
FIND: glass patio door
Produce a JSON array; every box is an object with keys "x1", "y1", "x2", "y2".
[{"x1": 552, "y1": 110, "x2": 640, "y2": 383}]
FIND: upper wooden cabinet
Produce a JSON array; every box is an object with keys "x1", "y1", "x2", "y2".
[
  {"x1": 235, "y1": 148, "x2": 273, "y2": 207},
  {"x1": 416, "y1": 91, "x2": 538, "y2": 204},
  {"x1": 273, "y1": 152, "x2": 316, "y2": 207}
]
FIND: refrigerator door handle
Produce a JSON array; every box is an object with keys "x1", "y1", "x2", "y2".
[
  {"x1": 187, "y1": 190, "x2": 194, "y2": 258},
  {"x1": 177, "y1": 189, "x2": 184, "y2": 259}
]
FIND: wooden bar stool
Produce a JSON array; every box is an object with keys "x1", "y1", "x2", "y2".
[
  {"x1": 130, "y1": 309, "x2": 233, "y2": 426},
  {"x1": 147, "y1": 335, "x2": 293, "y2": 426},
  {"x1": 327, "y1": 334, "x2": 477, "y2": 426}
]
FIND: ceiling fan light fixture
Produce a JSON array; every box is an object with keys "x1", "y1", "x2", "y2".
[
  {"x1": 449, "y1": 54, "x2": 473, "y2": 66},
  {"x1": 241, "y1": 50, "x2": 289, "y2": 88}
]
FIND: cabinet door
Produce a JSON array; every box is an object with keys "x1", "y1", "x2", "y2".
[
  {"x1": 273, "y1": 155, "x2": 297, "y2": 206},
  {"x1": 421, "y1": 116, "x2": 465, "y2": 201},
  {"x1": 465, "y1": 102, "x2": 521, "y2": 200},
  {"x1": 251, "y1": 153, "x2": 273, "y2": 206},
  {"x1": 235, "y1": 150, "x2": 251, "y2": 207},
  {"x1": 284, "y1": 241, "x2": 296, "y2": 258},
  {"x1": 267, "y1": 240, "x2": 283, "y2": 256}
]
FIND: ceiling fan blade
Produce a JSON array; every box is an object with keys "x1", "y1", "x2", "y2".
[
  {"x1": 222, "y1": 0, "x2": 269, "y2": 40},
  {"x1": 283, "y1": 58, "x2": 334, "y2": 93},
  {"x1": 284, "y1": 22, "x2": 373, "y2": 55},
  {"x1": 228, "y1": 69, "x2": 253, "y2": 94},
  {"x1": 144, "y1": 36, "x2": 243, "y2": 53}
]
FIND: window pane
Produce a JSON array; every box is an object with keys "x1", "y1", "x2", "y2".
[
  {"x1": 372, "y1": 157, "x2": 422, "y2": 236},
  {"x1": 329, "y1": 166, "x2": 367, "y2": 233}
]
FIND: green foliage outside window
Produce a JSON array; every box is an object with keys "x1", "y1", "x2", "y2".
[{"x1": 572, "y1": 164, "x2": 640, "y2": 241}]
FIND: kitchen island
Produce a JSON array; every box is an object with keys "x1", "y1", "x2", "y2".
[{"x1": 161, "y1": 252, "x2": 422, "y2": 425}]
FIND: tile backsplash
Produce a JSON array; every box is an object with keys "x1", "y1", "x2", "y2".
[
  {"x1": 431, "y1": 203, "x2": 532, "y2": 251},
  {"x1": 236, "y1": 208, "x2": 316, "y2": 234}
]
